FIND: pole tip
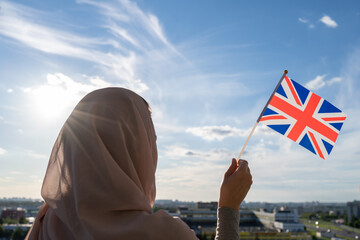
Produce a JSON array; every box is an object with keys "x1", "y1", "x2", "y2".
[{"x1": 284, "y1": 70, "x2": 288, "y2": 74}]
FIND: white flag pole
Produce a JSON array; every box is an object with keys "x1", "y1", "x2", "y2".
[
  {"x1": 236, "y1": 70, "x2": 288, "y2": 161},
  {"x1": 236, "y1": 121, "x2": 258, "y2": 161}
]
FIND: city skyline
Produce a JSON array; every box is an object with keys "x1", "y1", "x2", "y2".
[{"x1": 0, "y1": 0, "x2": 360, "y2": 202}]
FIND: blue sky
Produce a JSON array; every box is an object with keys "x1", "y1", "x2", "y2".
[{"x1": 0, "y1": 0, "x2": 359, "y2": 202}]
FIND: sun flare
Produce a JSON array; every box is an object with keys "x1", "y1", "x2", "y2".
[{"x1": 32, "y1": 84, "x2": 74, "y2": 121}]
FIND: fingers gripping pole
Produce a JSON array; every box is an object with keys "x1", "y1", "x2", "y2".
[{"x1": 237, "y1": 121, "x2": 258, "y2": 161}]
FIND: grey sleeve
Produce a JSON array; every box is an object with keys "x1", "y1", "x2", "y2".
[{"x1": 215, "y1": 207, "x2": 240, "y2": 240}]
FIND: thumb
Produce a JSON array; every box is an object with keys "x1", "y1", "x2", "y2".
[{"x1": 224, "y1": 158, "x2": 237, "y2": 178}]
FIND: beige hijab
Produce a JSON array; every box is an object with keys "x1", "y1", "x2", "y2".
[{"x1": 26, "y1": 88, "x2": 197, "y2": 240}]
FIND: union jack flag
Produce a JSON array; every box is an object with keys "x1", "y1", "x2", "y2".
[{"x1": 260, "y1": 76, "x2": 346, "y2": 159}]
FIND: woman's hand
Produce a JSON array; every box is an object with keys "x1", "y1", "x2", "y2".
[{"x1": 218, "y1": 158, "x2": 252, "y2": 210}]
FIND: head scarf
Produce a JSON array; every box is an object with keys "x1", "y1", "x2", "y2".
[{"x1": 26, "y1": 88, "x2": 197, "y2": 240}]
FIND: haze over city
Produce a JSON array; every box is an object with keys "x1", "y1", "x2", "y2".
[{"x1": 0, "y1": 0, "x2": 359, "y2": 202}]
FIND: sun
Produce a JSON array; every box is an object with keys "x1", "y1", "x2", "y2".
[{"x1": 32, "y1": 84, "x2": 75, "y2": 121}]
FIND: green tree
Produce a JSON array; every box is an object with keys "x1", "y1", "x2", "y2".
[
  {"x1": 347, "y1": 216, "x2": 360, "y2": 229},
  {"x1": 11, "y1": 227, "x2": 26, "y2": 240},
  {"x1": 4, "y1": 217, "x2": 17, "y2": 224},
  {"x1": 302, "y1": 212, "x2": 316, "y2": 220},
  {"x1": 19, "y1": 216, "x2": 28, "y2": 224},
  {"x1": 152, "y1": 206, "x2": 163, "y2": 213},
  {"x1": 0, "y1": 225, "x2": 5, "y2": 238},
  {"x1": 344, "y1": 213, "x2": 348, "y2": 224}
]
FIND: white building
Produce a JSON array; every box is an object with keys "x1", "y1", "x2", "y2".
[{"x1": 253, "y1": 207, "x2": 305, "y2": 232}]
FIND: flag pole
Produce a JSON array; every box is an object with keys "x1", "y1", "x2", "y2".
[
  {"x1": 236, "y1": 70, "x2": 288, "y2": 161},
  {"x1": 236, "y1": 121, "x2": 258, "y2": 161}
]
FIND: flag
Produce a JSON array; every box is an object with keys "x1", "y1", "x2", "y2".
[{"x1": 259, "y1": 76, "x2": 346, "y2": 159}]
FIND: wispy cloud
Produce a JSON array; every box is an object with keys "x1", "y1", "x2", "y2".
[
  {"x1": 320, "y1": 15, "x2": 338, "y2": 28},
  {"x1": 0, "y1": 148, "x2": 6, "y2": 155},
  {"x1": 305, "y1": 75, "x2": 326, "y2": 90},
  {"x1": 157, "y1": 124, "x2": 360, "y2": 201},
  {"x1": 239, "y1": 131, "x2": 360, "y2": 201},
  {"x1": 163, "y1": 145, "x2": 234, "y2": 162},
  {"x1": 0, "y1": 114, "x2": 17, "y2": 126},
  {"x1": 298, "y1": 18, "x2": 308, "y2": 24},
  {"x1": 0, "y1": 0, "x2": 255, "y2": 138},
  {"x1": 23, "y1": 150, "x2": 48, "y2": 160},
  {"x1": 339, "y1": 47, "x2": 360, "y2": 107},
  {"x1": 298, "y1": 17, "x2": 315, "y2": 29},
  {"x1": 305, "y1": 75, "x2": 342, "y2": 90},
  {"x1": 327, "y1": 77, "x2": 342, "y2": 85},
  {"x1": 186, "y1": 125, "x2": 250, "y2": 141},
  {"x1": 0, "y1": 177, "x2": 13, "y2": 183},
  {"x1": 0, "y1": 0, "x2": 181, "y2": 93},
  {"x1": 76, "y1": 0, "x2": 179, "y2": 54},
  {"x1": 300, "y1": 15, "x2": 338, "y2": 29},
  {"x1": 156, "y1": 157, "x2": 228, "y2": 201},
  {"x1": 0, "y1": 1, "x2": 105, "y2": 56}
]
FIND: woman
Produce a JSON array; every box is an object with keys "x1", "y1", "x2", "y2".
[{"x1": 26, "y1": 88, "x2": 252, "y2": 240}]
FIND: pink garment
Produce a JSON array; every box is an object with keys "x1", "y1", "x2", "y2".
[{"x1": 26, "y1": 88, "x2": 197, "y2": 240}]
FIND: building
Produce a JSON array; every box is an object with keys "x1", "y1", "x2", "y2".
[
  {"x1": 178, "y1": 203, "x2": 218, "y2": 233},
  {"x1": 1, "y1": 208, "x2": 25, "y2": 220},
  {"x1": 2, "y1": 224, "x2": 32, "y2": 231},
  {"x1": 253, "y1": 207, "x2": 305, "y2": 232},
  {"x1": 196, "y1": 201, "x2": 218, "y2": 210},
  {"x1": 346, "y1": 200, "x2": 360, "y2": 222},
  {"x1": 176, "y1": 202, "x2": 305, "y2": 235}
]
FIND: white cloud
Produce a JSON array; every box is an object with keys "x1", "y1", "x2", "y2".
[
  {"x1": 76, "y1": 0, "x2": 180, "y2": 55},
  {"x1": 254, "y1": 124, "x2": 277, "y2": 136},
  {"x1": 44, "y1": 73, "x2": 115, "y2": 95},
  {"x1": 0, "y1": 148, "x2": 6, "y2": 155},
  {"x1": 0, "y1": 114, "x2": 17, "y2": 126},
  {"x1": 23, "y1": 150, "x2": 47, "y2": 159},
  {"x1": 0, "y1": 2, "x2": 102, "y2": 57},
  {"x1": 0, "y1": 0, "x2": 182, "y2": 93},
  {"x1": 305, "y1": 75, "x2": 342, "y2": 90},
  {"x1": 298, "y1": 17, "x2": 315, "y2": 29},
  {"x1": 339, "y1": 47, "x2": 360, "y2": 107},
  {"x1": 298, "y1": 18, "x2": 308, "y2": 23},
  {"x1": 157, "y1": 124, "x2": 360, "y2": 201},
  {"x1": 236, "y1": 130, "x2": 360, "y2": 202},
  {"x1": 7, "y1": 89, "x2": 13, "y2": 93},
  {"x1": 163, "y1": 145, "x2": 234, "y2": 162},
  {"x1": 320, "y1": 15, "x2": 338, "y2": 28},
  {"x1": 0, "y1": 177, "x2": 13, "y2": 183},
  {"x1": 299, "y1": 15, "x2": 338, "y2": 29},
  {"x1": 305, "y1": 75, "x2": 326, "y2": 90},
  {"x1": 156, "y1": 156, "x2": 229, "y2": 201},
  {"x1": 327, "y1": 77, "x2": 342, "y2": 85},
  {"x1": 186, "y1": 125, "x2": 250, "y2": 141}
]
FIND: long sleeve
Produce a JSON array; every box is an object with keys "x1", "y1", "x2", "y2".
[{"x1": 215, "y1": 207, "x2": 240, "y2": 240}]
